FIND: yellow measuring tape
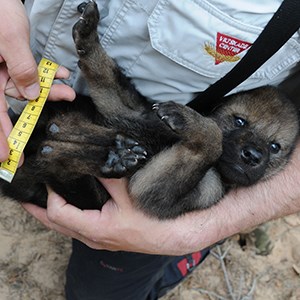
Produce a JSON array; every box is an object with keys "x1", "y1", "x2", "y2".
[{"x1": 0, "y1": 58, "x2": 59, "y2": 183}]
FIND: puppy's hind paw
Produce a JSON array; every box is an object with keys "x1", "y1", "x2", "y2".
[{"x1": 100, "y1": 134, "x2": 147, "y2": 177}]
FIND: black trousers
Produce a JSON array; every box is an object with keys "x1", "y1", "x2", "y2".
[{"x1": 65, "y1": 239, "x2": 210, "y2": 300}]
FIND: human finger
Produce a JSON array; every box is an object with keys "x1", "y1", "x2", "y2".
[
  {"x1": 45, "y1": 188, "x2": 104, "y2": 237},
  {"x1": 48, "y1": 84, "x2": 76, "y2": 101},
  {"x1": 100, "y1": 178, "x2": 133, "y2": 211},
  {"x1": 5, "y1": 66, "x2": 76, "y2": 101},
  {"x1": 44, "y1": 65, "x2": 76, "y2": 101},
  {"x1": 0, "y1": 64, "x2": 11, "y2": 161},
  {"x1": 0, "y1": 122, "x2": 9, "y2": 161},
  {"x1": 0, "y1": 1, "x2": 40, "y2": 100}
]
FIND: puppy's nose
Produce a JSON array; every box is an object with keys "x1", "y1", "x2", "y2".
[{"x1": 241, "y1": 146, "x2": 263, "y2": 166}]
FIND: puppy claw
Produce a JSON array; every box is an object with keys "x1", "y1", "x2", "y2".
[
  {"x1": 79, "y1": 16, "x2": 87, "y2": 23},
  {"x1": 77, "y1": 49, "x2": 86, "y2": 55},
  {"x1": 131, "y1": 146, "x2": 147, "y2": 156},
  {"x1": 122, "y1": 158, "x2": 138, "y2": 169},
  {"x1": 154, "y1": 101, "x2": 186, "y2": 132},
  {"x1": 113, "y1": 164, "x2": 127, "y2": 174},
  {"x1": 115, "y1": 134, "x2": 138, "y2": 149},
  {"x1": 152, "y1": 103, "x2": 160, "y2": 110}
]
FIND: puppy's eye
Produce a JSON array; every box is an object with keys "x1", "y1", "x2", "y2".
[
  {"x1": 270, "y1": 142, "x2": 281, "y2": 154},
  {"x1": 234, "y1": 116, "x2": 248, "y2": 127}
]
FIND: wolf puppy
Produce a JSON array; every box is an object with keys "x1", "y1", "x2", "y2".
[{"x1": 0, "y1": 2, "x2": 299, "y2": 219}]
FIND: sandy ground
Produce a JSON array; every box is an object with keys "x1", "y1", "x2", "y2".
[{"x1": 0, "y1": 195, "x2": 299, "y2": 300}]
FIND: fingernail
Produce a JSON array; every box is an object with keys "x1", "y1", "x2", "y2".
[{"x1": 24, "y1": 82, "x2": 40, "y2": 100}]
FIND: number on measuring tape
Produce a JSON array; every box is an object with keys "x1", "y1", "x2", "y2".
[{"x1": 0, "y1": 58, "x2": 59, "y2": 183}]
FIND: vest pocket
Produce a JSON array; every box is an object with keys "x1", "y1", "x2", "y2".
[{"x1": 147, "y1": 0, "x2": 300, "y2": 81}]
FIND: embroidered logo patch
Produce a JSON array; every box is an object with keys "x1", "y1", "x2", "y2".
[{"x1": 205, "y1": 33, "x2": 252, "y2": 65}]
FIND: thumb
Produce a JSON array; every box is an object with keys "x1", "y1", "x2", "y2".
[
  {"x1": 99, "y1": 178, "x2": 133, "y2": 210},
  {"x1": 0, "y1": 0, "x2": 40, "y2": 100},
  {"x1": 6, "y1": 54, "x2": 40, "y2": 100},
  {"x1": 3, "y1": 39, "x2": 40, "y2": 100}
]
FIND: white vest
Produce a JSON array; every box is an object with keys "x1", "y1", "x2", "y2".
[{"x1": 24, "y1": 0, "x2": 300, "y2": 104}]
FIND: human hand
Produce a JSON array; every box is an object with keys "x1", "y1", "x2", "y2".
[
  {"x1": 0, "y1": 0, "x2": 76, "y2": 162},
  {"x1": 0, "y1": 0, "x2": 39, "y2": 161},
  {"x1": 19, "y1": 178, "x2": 264, "y2": 255},
  {"x1": 22, "y1": 178, "x2": 193, "y2": 255}
]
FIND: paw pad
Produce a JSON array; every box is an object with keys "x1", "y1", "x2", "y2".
[
  {"x1": 41, "y1": 146, "x2": 53, "y2": 155},
  {"x1": 48, "y1": 123, "x2": 60, "y2": 134},
  {"x1": 101, "y1": 134, "x2": 147, "y2": 176}
]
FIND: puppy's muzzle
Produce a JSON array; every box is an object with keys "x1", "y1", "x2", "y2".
[{"x1": 241, "y1": 145, "x2": 263, "y2": 166}]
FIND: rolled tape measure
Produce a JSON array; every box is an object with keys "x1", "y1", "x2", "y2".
[{"x1": 0, "y1": 58, "x2": 59, "y2": 183}]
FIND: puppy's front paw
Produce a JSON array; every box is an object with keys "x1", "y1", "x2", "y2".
[
  {"x1": 100, "y1": 134, "x2": 147, "y2": 177},
  {"x1": 153, "y1": 101, "x2": 186, "y2": 133}
]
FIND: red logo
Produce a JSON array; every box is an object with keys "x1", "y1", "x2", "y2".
[{"x1": 205, "y1": 33, "x2": 252, "y2": 65}]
